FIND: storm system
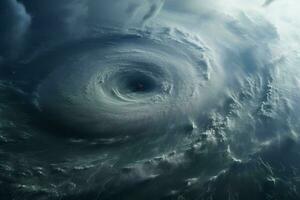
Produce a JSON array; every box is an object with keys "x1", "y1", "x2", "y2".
[{"x1": 1, "y1": 0, "x2": 300, "y2": 199}]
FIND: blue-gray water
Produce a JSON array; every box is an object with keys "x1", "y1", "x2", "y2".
[{"x1": 1, "y1": 1, "x2": 300, "y2": 200}]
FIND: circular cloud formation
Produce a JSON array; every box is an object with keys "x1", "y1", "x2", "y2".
[
  {"x1": 3, "y1": 1, "x2": 300, "y2": 200},
  {"x1": 35, "y1": 29, "x2": 217, "y2": 137}
]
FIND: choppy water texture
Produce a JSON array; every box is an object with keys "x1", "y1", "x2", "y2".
[{"x1": 1, "y1": 1, "x2": 300, "y2": 200}]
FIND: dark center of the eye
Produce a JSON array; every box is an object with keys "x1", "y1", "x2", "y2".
[{"x1": 126, "y1": 75, "x2": 156, "y2": 93}]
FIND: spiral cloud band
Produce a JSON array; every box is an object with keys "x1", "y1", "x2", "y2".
[
  {"x1": 36, "y1": 30, "x2": 218, "y2": 137},
  {"x1": 2, "y1": 1, "x2": 300, "y2": 200}
]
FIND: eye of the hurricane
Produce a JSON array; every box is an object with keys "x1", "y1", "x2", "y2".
[{"x1": 125, "y1": 73, "x2": 157, "y2": 93}]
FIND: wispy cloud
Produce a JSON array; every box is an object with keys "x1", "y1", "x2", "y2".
[{"x1": 263, "y1": 0, "x2": 277, "y2": 7}]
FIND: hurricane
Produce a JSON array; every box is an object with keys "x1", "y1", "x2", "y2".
[
  {"x1": 1, "y1": 0, "x2": 300, "y2": 200},
  {"x1": 35, "y1": 29, "x2": 219, "y2": 138}
]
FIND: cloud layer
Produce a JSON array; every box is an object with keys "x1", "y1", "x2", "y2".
[{"x1": 0, "y1": 0, "x2": 31, "y2": 61}]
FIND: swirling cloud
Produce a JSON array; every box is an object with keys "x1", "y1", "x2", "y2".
[{"x1": 1, "y1": 1, "x2": 300, "y2": 200}]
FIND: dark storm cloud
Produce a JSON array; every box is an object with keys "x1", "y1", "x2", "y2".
[
  {"x1": 0, "y1": 0, "x2": 31, "y2": 62},
  {"x1": 18, "y1": 0, "x2": 164, "y2": 35},
  {"x1": 0, "y1": 0, "x2": 164, "y2": 64}
]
